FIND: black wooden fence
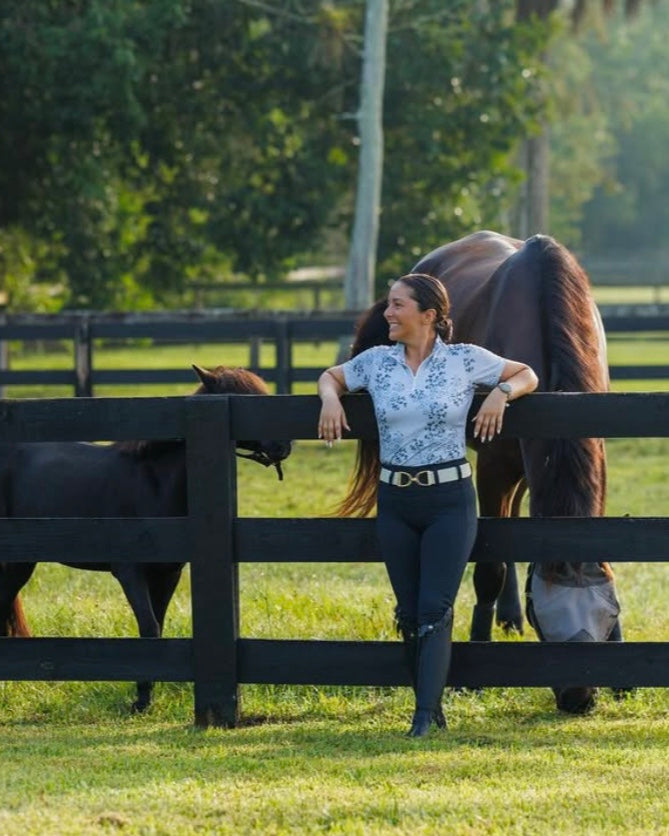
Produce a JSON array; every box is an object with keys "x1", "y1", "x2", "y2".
[
  {"x1": 1, "y1": 391, "x2": 669, "y2": 727},
  {"x1": 0, "y1": 306, "x2": 668, "y2": 396}
]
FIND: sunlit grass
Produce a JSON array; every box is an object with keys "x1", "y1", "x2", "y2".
[
  {"x1": 593, "y1": 284, "x2": 669, "y2": 304},
  {"x1": 1, "y1": 339, "x2": 669, "y2": 833}
]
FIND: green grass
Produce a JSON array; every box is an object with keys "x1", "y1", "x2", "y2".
[
  {"x1": 593, "y1": 285, "x2": 669, "y2": 304},
  {"x1": 1, "y1": 341, "x2": 669, "y2": 834}
]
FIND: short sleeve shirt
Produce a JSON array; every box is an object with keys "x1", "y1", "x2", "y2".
[{"x1": 342, "y1": 340, "x2": 505, "y2": 466}]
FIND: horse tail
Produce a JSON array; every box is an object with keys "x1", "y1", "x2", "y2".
[
  {"x1": 526, "y1": 234, "x2": 608, "y2": 518},
  {"x1": 7, "y1": 594, "x2": 31, "y2": 637}
]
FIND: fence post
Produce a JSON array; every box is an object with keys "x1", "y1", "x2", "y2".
[
  {"x1": 186, "y1": 395, "x2": 240, "y2": 727},
  {"x1": 74, "y1": 315, "x2": 93, "y2": 397},
  {"x1": 0, "y1": 306, "x2": 7, "y2": 399},
  {"x1": 275, "y1": 318, "x2": 291, "y2": 394},
  {"x1": 249, "y1": 337, "x2": 261, "y2": 373}
]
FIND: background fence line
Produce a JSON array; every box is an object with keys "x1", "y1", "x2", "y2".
[
  {"x1": 0, "y1": 392, "x2": 669, "y2": 726},
  {"x1": 0, "y1": 306, "x2": 668, "y2": 396}
]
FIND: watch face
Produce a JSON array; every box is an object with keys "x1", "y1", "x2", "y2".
[{"x1": 498, "y1": 382, "x2": 512, "y2": 395}]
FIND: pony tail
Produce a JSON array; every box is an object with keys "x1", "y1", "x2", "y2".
[{"x1": 8, "y1": 595, "x2": 31, "y2": 637}]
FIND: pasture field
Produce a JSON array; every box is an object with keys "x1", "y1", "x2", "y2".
[
  {"x1": 1, "y1": 339, "x2": 669, "y2": 834},
  {"x1": 4, "y1": 327, "x2": 669, "y2": 398}
]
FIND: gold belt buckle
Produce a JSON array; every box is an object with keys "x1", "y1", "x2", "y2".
[{"x1": 394, "y1": 469, "x2": 435, "y2": 487}]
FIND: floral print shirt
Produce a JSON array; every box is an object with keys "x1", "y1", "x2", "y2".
[{"x1": 342, "y1": 340, "x2": 505, "y2": 466}]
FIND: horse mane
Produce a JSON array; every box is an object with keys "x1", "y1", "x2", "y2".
[
  {"x1": 527, "y1": 235, "x2": 608, "y2": 517},
  {"x1": 115, "y1": 365, "x2": 269, "y2": 460}
]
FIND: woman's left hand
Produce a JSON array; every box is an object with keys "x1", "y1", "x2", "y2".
[{"x1": 472, "y1": 388, "x2": 508, "y2": 443}]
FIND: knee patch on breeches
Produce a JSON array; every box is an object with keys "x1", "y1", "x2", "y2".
[
  {"x1": 417, "y1": 606, "x2": 454, "y2": 639},
  {"x1": 394, "y1": 605, "x2": 418, "y2": 639}
]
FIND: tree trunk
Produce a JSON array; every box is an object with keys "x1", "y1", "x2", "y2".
[
  {"x1": 343, "y1": 0, "x2": 388, "y2": 312},
  {"x1": 515, "y1": 125, "x2": 550, "y2": 237}
]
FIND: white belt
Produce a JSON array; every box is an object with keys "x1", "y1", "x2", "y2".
[{"x1": 379, "y1": 461, "x2": 472, "y2": 487}]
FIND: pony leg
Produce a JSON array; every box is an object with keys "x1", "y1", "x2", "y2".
[
  {"x1": 147, "y1": 566, "x2": 184, "y2": 635},
  {"x1": 0, "y1": 563, "x2": 35, "y2": 637},
  {"x1": 113, "y1": 564, "x2": 160, "y2": 713}
]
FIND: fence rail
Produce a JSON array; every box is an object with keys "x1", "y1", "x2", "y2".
[
  {"x1": 1, "y1": 392, "x2": 669, "y2": 725},
  {"x1": 1, "y1": 307, "x2": 669, "y2": 395}
]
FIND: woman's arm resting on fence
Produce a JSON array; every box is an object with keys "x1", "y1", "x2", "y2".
[
  {"x1": 318, "y1": 366, "x2": 351, "y2": 445},
  {"x1": 473, "y1": 361, "x2": 539, "y2": 443}
]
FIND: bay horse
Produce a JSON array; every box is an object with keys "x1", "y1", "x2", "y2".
[
  {"x1": 0, "y1": 363, "x2": 291, "y2": 712},
  {"x1": 342, "y1": 231, "x2": 613, "y2": 712}
]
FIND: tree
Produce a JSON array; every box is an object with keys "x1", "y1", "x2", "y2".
[
  {"x1": 577, "y1": 0, "x2": 669, "y2": 252},
  {"x1": 513, "y1": 0, "x2": 651, "y2": 238},
  {"x1": 343, "y1": 0, "x2": 388, "y2": 311},
  {"x1": 0, "y1": 0, "x2": 551, "y2": 310}
]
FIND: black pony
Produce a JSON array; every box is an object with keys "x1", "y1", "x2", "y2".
[{"x1": 0, "y1": 364, "x2": 291, "y2": 712}]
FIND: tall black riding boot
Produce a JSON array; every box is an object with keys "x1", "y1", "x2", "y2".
[
  {"x1": 407, "y1": 608, "x2": 454, "y2": 738},
  {"x1": 398, "y1": 618, "x2": 446, "y2": 730}
]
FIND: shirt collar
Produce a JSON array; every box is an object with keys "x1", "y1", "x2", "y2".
[{"x1": 390, "y1": 338, "x2": 446, "y2": 367}]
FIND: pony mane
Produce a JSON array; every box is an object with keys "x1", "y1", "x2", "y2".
[{"x1": 115, "y1": 365, "x2": 269, "y2": 460}]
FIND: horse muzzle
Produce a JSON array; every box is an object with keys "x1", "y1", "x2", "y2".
[{"x1": 236, "y1": 440, "x2": 292, "y2": 480}]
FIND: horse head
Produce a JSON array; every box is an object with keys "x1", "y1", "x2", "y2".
[{"x1": 192, "y1": 364, "x2": 292, "y2": 480}]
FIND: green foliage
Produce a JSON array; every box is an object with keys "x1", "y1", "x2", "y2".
[
  {"x1": 378, "y1": 2, "x2": 548, "y2": 280},
  {"x1": 0, "y1": 0, "x2": 551, "y2": 310},
  {"x1": 577, "y1": 0, "x2": 669, "y2": 252},
  {"x1": 547, "y1": 35, "x2": 617, "y2": 247}
]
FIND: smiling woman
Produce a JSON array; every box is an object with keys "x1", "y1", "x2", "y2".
[{"x1": 317, "y1": 272, "x2": 537, "y2": 737}]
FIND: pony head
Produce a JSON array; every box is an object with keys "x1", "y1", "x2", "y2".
[{"x1": 193, "y1": 364, "x2": 292, "y2": 480}]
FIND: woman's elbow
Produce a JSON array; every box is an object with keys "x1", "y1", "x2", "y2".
[{"x1": 527, "y1": 367, "x2": 539, "y2": 392}]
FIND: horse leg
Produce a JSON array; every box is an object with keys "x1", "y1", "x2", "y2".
[
  {"x1": 471, "y1": 442, "x2": 525, "y2": 641},
  {"x1": 112, "y1": 564, "x2": 160, "y2": 713},
  {"x1": 607, "y1": 618, "x2": 635, "y2": 700},
  {"x1": 494, "y1": 481, "x2": 527, "y2": 633},
  {"x1": 0, "y1": 563, "x2": 35, "y2": 637}
]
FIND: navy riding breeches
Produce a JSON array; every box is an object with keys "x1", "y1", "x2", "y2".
[{"x1": 376, "y1": 461, "x2": 477, "y2": 627}]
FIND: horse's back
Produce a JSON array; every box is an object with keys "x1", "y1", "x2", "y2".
[
  {"x1": 413, "y1": 230, "x2": 523, "y2": 314},
  {"x1": 416, "y1": 232, "x2": 606, "y2": 392}
]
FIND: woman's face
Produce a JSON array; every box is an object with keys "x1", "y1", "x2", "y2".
[{"x1": 384, "y1": 281, "x2": 434, "y2": 343}]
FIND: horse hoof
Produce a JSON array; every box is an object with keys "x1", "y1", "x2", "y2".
[
  {"x1": 433, "y1": 705, "x2": 447, "y2": 729},
  {"x1": 499, "y1": 618, "x2": 524, "y2": 636},
  {"x1": 612, "y1": 687, "x2": 635, "y2": 701}
]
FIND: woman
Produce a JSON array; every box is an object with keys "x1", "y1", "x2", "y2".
[{"x1": 318, "y1": 273, "x2": 538, "y2": 737}]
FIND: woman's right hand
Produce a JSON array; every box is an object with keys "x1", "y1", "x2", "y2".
[
  {"x1": 318, "y1": 395, "x2": 350, "y2": 446},
  {"x1": 317, "y1": 368, "x2": 350, "y2": 445}
]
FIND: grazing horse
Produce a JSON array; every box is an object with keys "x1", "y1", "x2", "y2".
[
  {"x1": 341, "y1": 231, "x2": 613, "y2": 713},
  {"x1": 0, "y1": 364, "x2": 291, "y2": 712}
]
